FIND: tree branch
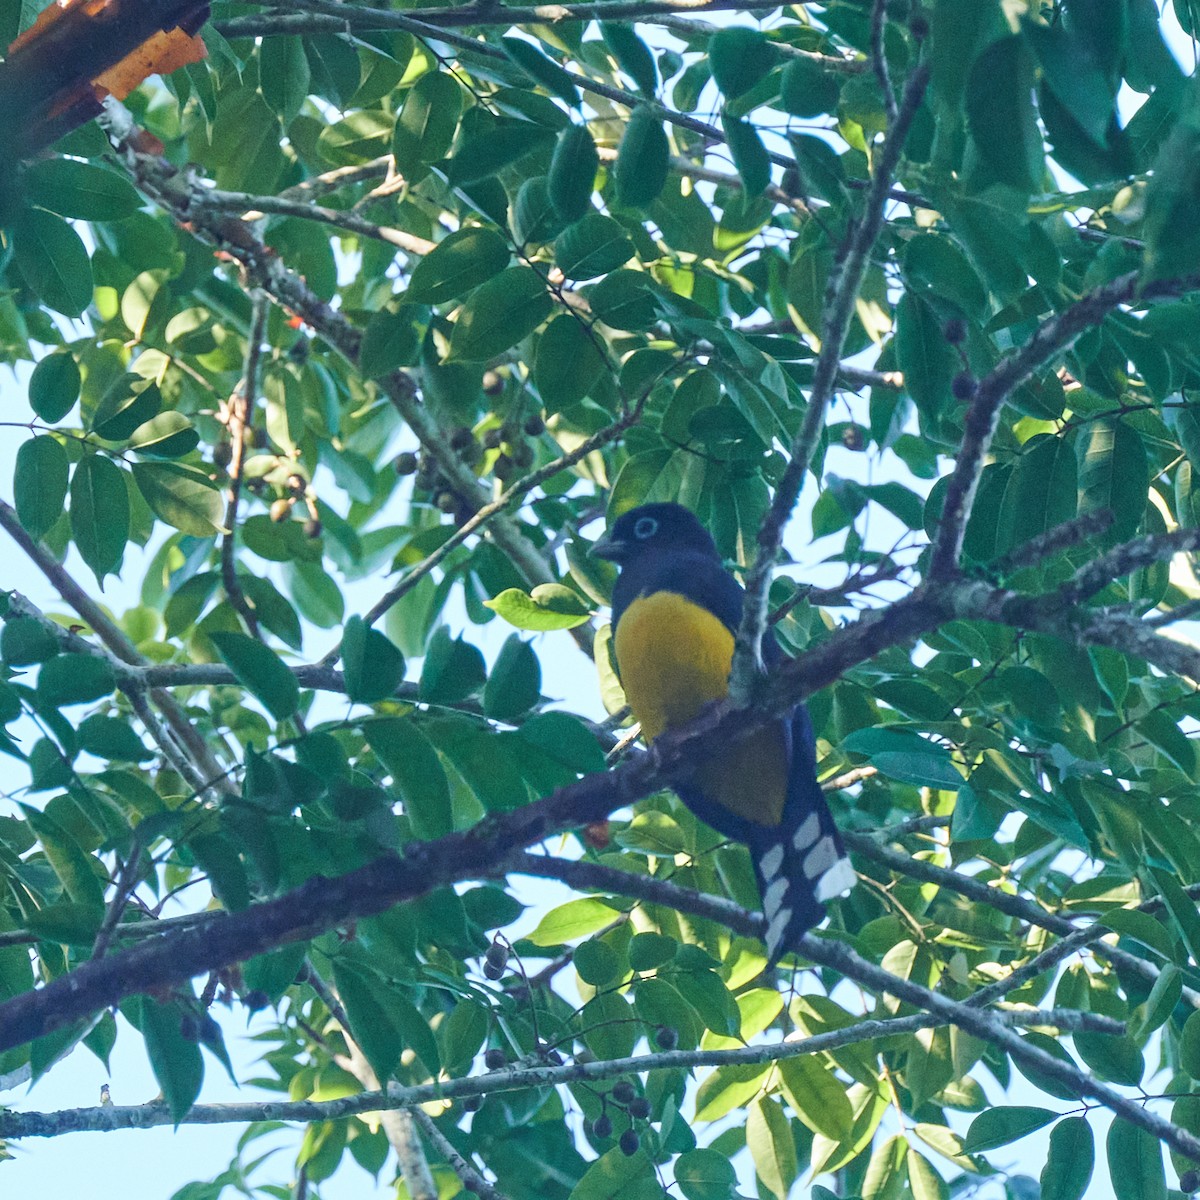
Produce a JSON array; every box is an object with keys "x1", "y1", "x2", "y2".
[
  {"x1": 928, "y1": 269, "x2": 1200, "y2": 580},
  {"x1": 731, "y1": 60, "x2": 931, "y2": 701},
  {"x1": 221, "y1": 289, "x2": 268, "y2": 638},
  {"x1": 0, "y1": 1005, "x2": 1119, "y2": 1139},
  {"x1": 100, "y1": 99, "x2": 595, "y2": 656}
]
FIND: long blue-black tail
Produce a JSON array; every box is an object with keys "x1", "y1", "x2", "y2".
[{"x1": 677, "y1": 702, "x2": 855, "y2": 964}]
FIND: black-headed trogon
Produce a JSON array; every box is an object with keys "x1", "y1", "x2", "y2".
[{"x1": 592, "y1": 502, "x2": 854, "y2": 963}]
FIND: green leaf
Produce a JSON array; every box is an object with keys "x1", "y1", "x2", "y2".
[
  {"x1": 709, "y1": 27, "x2": 774, "y2": 98},
  {"x1": 1178, "y1": 1008, "x2": 1200, "y2": 1079},
  {"x1": 260, "y1": 36, "x2": 310, "y2": 123},
  {"x1": 359, "y1": 304, "x2": 426, "y2": 377},
  {"x1": 778, "y1": 1054, "x2": 854, "y2": 1141},
  {"x1": 341, "y1": 616, "x2": 405, "y2": 704},
  {"x1": 674, "y1": 1147, "x2": 737, "y2": 1200},
  {"x1": 1106, "y1": 1118, "x2": 1166, "y2": 1200},
  {"x1": 1041, "y1": 1117, "x2": 1094, "y2": 1200},
  {"x1": 747, "y1": 1097, "x2": 797, "y2": 1200},
  {"x1": 513, "y1": 175, "x2": 565, "y2": 245},
  {"x1": 780, "y1": 57, "x2": 841, "y2": 117},
  {"x1": 13, "y1": 207, "x2": 92, "y2": 317},
  {"x1": 210, "y1": 632, "x2": 300, "y2": 720},
  {"x1": 502, "y1": 36, "x2": 581, "y2": 107},
  {"x1": 721, "y1": 114, "x2": 770, "y2": 196},
  {"x1": 22, "y1": 804, "x2": 105, "y2": 909},
  {"x1": 862, "y1": 1134, "x2": 908, "y2": 1200},
  {"x1": 131, "y1": 462, "x2": 224, "y2": 537},
  {"x1": 549, "y1": 123, "x2": 599, "y2": 220},
  {"x1": 574, "y1": 937, "x2": 620, "y2": 985},
  {"x1": 906, "y1": 1147, "x2": 948, "y2": 1200},
  {"x1": 965, "y1": 36, "x2": 1044, "y2": 193},
  {"x1": 14, "y1": 436, "x2": 68, "y2": 541},
  {"x1": 895, "y1": 293, "x2": 955, "y2": 421},
  {"x1": 94, "y1": 376, "x2": 162, "y2": 441},
  {"x1": 129, "y1": 412, "x2": 200, "y2": 458},
  {"x1": 527, "y1": 897, "x2": 617, "y2": 945},
  {"x1": 406, "y1": 227, "x2": 511, "y2": 305},
  {"x1": 395, "y1": 71, "x2": 464, "y2": 167},
  {"x1": 77, "y1": 714, "x2": 152, "y2": 761},
  {"x1": 534, "y1": 313, "x2": 608, "y2": 411},
  {"x1": 445, "y1": 122, "x2": 556, "y2": 186},
  {"x1": 448, "y1": 265, "x2": 552, "y2": 360},
  {"x1": 2, "y1": 616, "x2": 58, "y2": 665},
  {"x1": 614, "y1": 106, "x2": 669, "y2": 208},
  {"x1": 1075, "y1": 418, "x2": 1148, "y2": 543},
  {"x1": 419, "y1": 627, "x2": 486, "y2": 703},
  {"x1": 70, "y1": 454, "x2": 128, "y2": 583},
  {"x1": 627, "y1": 931, "x2": 676, "y2": 972},
  {"x1": 483, "y1": 634, "x2": 541, "y2": 721},
  {"x1": 485, "y1": 584, "x2": 592, "y2": 630},
  {"x1": 599, "y1": 23, "x2": 659, "y2": 96},
  {"x1": 963, "y1": 1106, "x2": 1058, "y2": 1153},
  {"x1": 331, "y1": 960, "x2": 403, "y2": 1083},
  {"x1": 317, "y1": 109, "x2": 393, "y2": 165},
  {"x1": 568, "y1": 1147, "x2": 661, "y2": 1200},
  {"x1": 27, "y1": 350, "x2": 80, "y2": 423},
  {"x1": 999, "y1": 434, "x2": 1078, "y2": 553},
  {"x1": 366, "y1": 718, "x2": 452, "y2": 839},
  {"x1": 556, "y1": 213, "x2": 636, "y2": 280},
  {"x1": 136, "y1": 997, "x2": 205, "y2": 1125},
  {"x1": 25, "y1": 158, "x2": 141, "y2": 222}
]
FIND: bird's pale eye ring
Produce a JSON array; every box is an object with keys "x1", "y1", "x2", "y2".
[{"x1": 634, "y1": 516, "x2": 658, "y2": 539}]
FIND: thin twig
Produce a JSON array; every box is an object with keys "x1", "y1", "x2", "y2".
[
  {"x1": 731, "y1": 60, "x2": 932, "y2": 701},
  {"x1": 411, "y1": 1108, "x2": 512, "y2": 1200},
  {"x1": 221, "y1": 291, "x2": 268, "y2": 638}
]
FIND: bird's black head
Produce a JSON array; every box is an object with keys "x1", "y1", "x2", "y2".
[{"x1": 591, "y1": 502, "x2": 720, "y2": 565}]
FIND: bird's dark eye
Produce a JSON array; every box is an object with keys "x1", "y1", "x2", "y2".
[{"x1": 633, "y1": 516, "x2": 658, "y2": 539}]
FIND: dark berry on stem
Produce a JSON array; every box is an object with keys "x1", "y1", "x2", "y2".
[
  {"x1": 484, "y1": 1047, "x2": 506, "y2": 1069},
  {"x1": 592, "y1": 1114, "x2": 613, "y2": 1139},
  {"x1": 611, "y1": 1080, "x2": 636, "y2": 1104},
  {"x1": 619, "y1": 1129, "x2": 640, "y2": 1156}
]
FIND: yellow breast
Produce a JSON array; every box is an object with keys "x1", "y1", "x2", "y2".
[{"x1": 614, "y1": 591, "x2": 786, "y2": 826}]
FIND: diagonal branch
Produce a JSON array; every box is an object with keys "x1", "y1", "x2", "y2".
[{"x1": 731, "y1": 60, "x2": 931, "y2": 700}]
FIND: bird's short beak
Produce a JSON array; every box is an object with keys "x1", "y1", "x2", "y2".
[{"x1": 590, "y1": 534, "x2": 626, "y2": 562}]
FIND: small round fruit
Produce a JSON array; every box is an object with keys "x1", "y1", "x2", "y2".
[
  {"x1": 394, "y1": 451, "x2": 419, "y2": 475},
  {"x1": 591, "y1": 1114, "x2": 613, "y2": 1139},
  {"x1": 484, "y1": 1047, "x2": 507, "y2": 1070},
  {"x1": 435, "y1": 490, "x2": 459, "y2": 514},
  {"x1": 242, "y1": 989, "x2": 270, "y2": 1011},
  {"x1": 483, "y1": 428, "x2": 504, "y2": 450},
  {"x1": 523, "y1": 414, "x2": 546, "y2": 436},
  {"x1": 483, "y1": 370, "x2": 504, "y2": 395},
  {"x1": 943, "y1": 317, "x2": 967, "y2": 345},
  {"x1": 494, "y1": 453, "x2": 515, "y2": 481},
  {"x1": 653, "y1": 1026, "x2": 678, "y2": 1050},
  {"x1": 628, "y1": 1097, "x2": 651, "y2": 1119},
  {"x1": 462, "y1": 1094, "x2": 482, "y2": 1113},
  {"x1": 269, "y1": 498, "x2": 292, "y2": 523},
  {"x1": 483, "y1": 959, "x2": 505, "y2": 980},
  {"x1": 908, "y1": 9, "x2": 930, "y2": 37},
  {"x1": 619, "y1": 1129, "x2": 640, "y2": 1156},
  {"x1": 951, "y1": 371, "x2": 977, "y2": 401},
  {"x1": 511, "y1": 442, "x2": 534, "y2": 469},
  {"x1": 611, "y1": 1080, "x2": 636, "y2": 1104},
  {"x1": 450, "y1": 426, "x2": 474, "y2": 450},
  {"x1": 213, "y1": 441, "x2": 233, "y2": 467},
  {"x1": 304, "y1": 518, "x2": 322, "y2": 538}
]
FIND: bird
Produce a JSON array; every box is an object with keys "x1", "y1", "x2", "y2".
[
  {"x1": 99, "y1": 1083, "x2": 113, "y2": 1106},
  {"x1": 591, "y1": 502, "x2": 855, "y2": 963}
]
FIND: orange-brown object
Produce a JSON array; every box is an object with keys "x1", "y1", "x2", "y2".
[{"x1": 1, "y1": 0, "x2": 208, "y2": 158}]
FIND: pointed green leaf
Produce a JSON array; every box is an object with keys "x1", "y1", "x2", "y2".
[
  {"x1": 448, "y1": 265, "x2": 552, "y2": 361},
  {"x1": 132, "y1": 462, "x2": 224, "y2": 537},
  {"x1": 15, "y1": 436, "x2": 68, "y2": 540},
  {"x1": 210, "y1": 632, "x2": 299, "y2": 720},
  {"x1": 69, "y1": 454, "x2": 128, "y2": 583}
]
